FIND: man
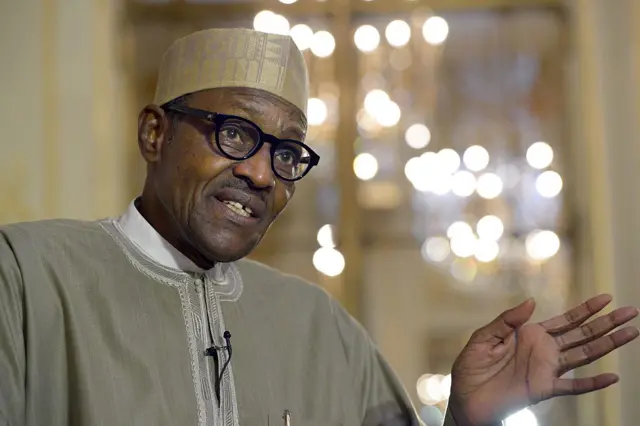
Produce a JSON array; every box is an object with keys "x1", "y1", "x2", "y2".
[{"x1": 0, "y1": 28, "x2": 637, "y2": 426}]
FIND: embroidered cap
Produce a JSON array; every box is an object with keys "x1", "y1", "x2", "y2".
[{"x1": 153, "y1": 28, "x2": 309, "y2": 116}]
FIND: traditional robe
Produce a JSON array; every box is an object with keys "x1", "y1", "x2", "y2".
[{"x1": 0, "y1": 201, "x2": 457, "y2": 425}]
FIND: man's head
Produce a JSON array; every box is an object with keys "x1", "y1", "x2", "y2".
[{"x1": 136, "y1": 28, "x2": 317, "y2": 267}]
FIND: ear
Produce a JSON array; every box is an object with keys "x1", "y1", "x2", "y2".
[{"x1": 138, "y1": 105, "x2": 170, "y2": 163}]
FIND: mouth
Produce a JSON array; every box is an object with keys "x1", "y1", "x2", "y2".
[
  {"x1": 220, "y1": 200, "x2": 254, "y2": 218},
  {"x1": 212, "y1": 188, "x2": 267, "y2": 226}
]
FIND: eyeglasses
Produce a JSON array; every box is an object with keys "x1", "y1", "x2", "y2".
[{"x1": 163, "y1": 104, "x2": 320, "y2": 182}]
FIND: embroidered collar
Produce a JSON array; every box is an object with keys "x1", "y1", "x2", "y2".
[{"x1": 117, "y1": 199, "x2": 227, "y2": 283}]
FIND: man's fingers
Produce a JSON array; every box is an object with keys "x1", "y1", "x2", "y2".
[
  {"x1": 540, "y1": 294, "x2": 612, "y2": 334},
  {"x1": 552, "y1": 373, "x2": 619, "y2": 397},
  {"x1": 555, "y1": 306, "x2": 639, "y2": 350},
  {"x1": 558, "y1": 327, "x2": 639, "y2": 374},
  {"x1": 473, "y1": 298, "x2": 536, "y2": 343}
]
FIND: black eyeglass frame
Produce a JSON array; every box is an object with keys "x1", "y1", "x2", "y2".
[{"x1": 163, "y1": 104, "x2": 320, "y2": 182}]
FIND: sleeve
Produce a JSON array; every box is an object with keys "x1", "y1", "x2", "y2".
[
  {"x1": 331, "y1": 299, "x2": 459, "y2": 426},
  {"x1": 0, "y1": 233, "x2": 26, "y2": 426}
]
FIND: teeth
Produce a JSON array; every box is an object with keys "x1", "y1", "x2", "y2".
[{"x1": 222, "y1": 200, "x2": 252, "y2": 217}]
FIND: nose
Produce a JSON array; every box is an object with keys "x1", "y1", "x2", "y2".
[{"x1": 232, "y1": 144, "x2": 276, "y2": 189}]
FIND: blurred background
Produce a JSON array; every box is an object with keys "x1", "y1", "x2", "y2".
[{"x1": 2, "y1": 0, "x2": 640, "y2": 425}]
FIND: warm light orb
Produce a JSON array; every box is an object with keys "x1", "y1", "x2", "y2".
[
  {"x1": 450, "y1": 234, "x2": 477, "y2": 258},
  {"x1": 526, "y1": 141, "x2": 554, "y2": 169},
  {"x1": 385, "y1": 20, "x2": 411, "y2": 47},
  {"x1": 364, "y1": 89, "x2": 390, "y2": 116},
  {"x1": 535, "y1": 170, "x2": 563, "y2": 198},
  {"x1": 253, "y1": 11, "x2": 275, "y2": 32},
  {"x1": 404, "y1": 157, "x2": 423, "y2": 186},
  {"x1": 354, "y1": 25, "x2": 380, "y2": 53},
  {"x1": 476, "y1": 215, "x2": 504, "y2": 240},
  {"x1": 525, "y1": 230, "x2": 561, "y2": 261},
  {"x1": 476, "y1": 173, "x2": 503, "y2": 199},
  {"x1": 417, "y1": 375, "x2": 438, "y2": 405},
  {"x1": 312, "y1": 247, "x2": 345, "y2": 277},
  {"x1": 289, "y1": 24, "x2": 314, "y2": 50},
  {"x1": 310, "y1": 30, "x2": 336, "y2": 57},
  {"x1": 451, "y1": 171, "x2": 476, "y2": 197},
  {"x1": 422, "y1": 16, "x2": 449, "y2": 45},
  {"x1": 431, "y1": 174, "x2": 453, "y2": 196},
  {"x1": 439, "y1": 374, "x2": 452, "y2": 399},
  {"x1": 447, "y1": 221, "x2": 473, "y2": 239},
  {"x1": 425, "y1": 375, "x2": 444, "y2": 401},
  {"x1": 316, "y1": 224, "x2": 336, "y2": 248},
  {"x1": 306, "y1": 98, "x2": 327, "y2": 126},
  {"x1": 353, "y1": 153, "x2": 379, "y2": 180},
  {"x1": 405, "y1": 123, "x2": 431, "y2": 149},
  {"x1": 253, "y1": 11, "x2": 290, "y2": 35},
  {"x1": 376, "y1": 101, "x2": 401, "y2": 127},
  {"x1": 421, "y1": 237, "x2": 450, "y2": 262},
  {"x1": 437, "y1": 148, "x2": 461, "y2": 174},
  {"x1": 279, "y1": 0, "x2": 297, "y2": 4},
  {"x1": 407, "y1": 152, "x2": 450, "y2": 193},
  {"x1": 474, "y1": 238, "x2": 500, "y2": 262},
  {"x1": 356, "y1": 109, "x2": 380, "y2": 134},
  {"x1": 463, "y1": 145, "x2": 490, "y2": 172}
]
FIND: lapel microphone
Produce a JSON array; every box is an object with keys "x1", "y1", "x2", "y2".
[{"x1": 205, "y1": 331, "x2": 232, "y2": 406}]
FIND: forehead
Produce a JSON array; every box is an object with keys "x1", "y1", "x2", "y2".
[{"x1": 189, "y1": 88, "x2": 307, "y2": 139}]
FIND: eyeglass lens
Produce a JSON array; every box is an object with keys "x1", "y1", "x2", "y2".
[{"x1": 217, "y1": 118, "x2": 311, "y2": 180}]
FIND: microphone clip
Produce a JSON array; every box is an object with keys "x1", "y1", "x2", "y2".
[{"x1": 205, "y1": 331, "x2": 232, "y2": 357}]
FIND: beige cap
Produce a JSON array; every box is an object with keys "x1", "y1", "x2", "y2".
[{"x1": 153, "y1": 28, "x2": 309, "y2": 116}]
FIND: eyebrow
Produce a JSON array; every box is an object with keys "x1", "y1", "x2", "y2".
[{"x1": 228, "y1": 101, "x2": 306, "y2": 140}]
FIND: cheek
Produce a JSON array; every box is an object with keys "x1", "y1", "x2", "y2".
[
  {"x1": 273, "y1": 183, "x2": 294, "y2": 215},
  {"x1": 174, "y1": 137, "x2": 229, "y2": 182},
  {"x1": 161, "y1": 142, "x2": 230, "y2": 206}
]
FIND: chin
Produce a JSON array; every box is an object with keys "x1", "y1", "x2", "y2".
[
  {"x1": 198, "y1": 234, "x2": 262, "y2": 263},
  {"x1": 187, "y1": 213, "x2": 271, "y2": 263}
]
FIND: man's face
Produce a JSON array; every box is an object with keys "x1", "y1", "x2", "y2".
[{"x1": 138, "y1": 88, "x2": 307, "y2": 264}]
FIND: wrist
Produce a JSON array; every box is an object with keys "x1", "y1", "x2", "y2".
[{"x1": 447, "y1": 396, "x2": 504, "y2": 426}]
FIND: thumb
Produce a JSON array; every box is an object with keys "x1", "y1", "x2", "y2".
[{"x1": 475, "y1": 298, "x2": 536, "y2": 342}]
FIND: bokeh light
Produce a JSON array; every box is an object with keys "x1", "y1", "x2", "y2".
[
  {"x1": 526, "y1": 141, "x2": 554, "y2": 169},
  {"x1": 307, "y1": 98, "x2": 328, "y2": 126},
  {"x1": 316, "y1": 224, "x2": 336, "y2": 248},
  {"x1": 476, "y1": 173, "x2": 503, "y2": 199},
  {"x1": 310, "y1": 30, "x2": 336, "y2": 57},
  {"x1": 535, "y1": 170, "x2": 563, "y2": 198},
  {"x1": 385, "y1": 20, "x2": 411, "y2": 47},
  {"x1": 476, "y1": 215, "x2": 504, "y2": 241},
  {"x1": 463, "y1": 145, "x2": 490, "y2": 172},
  {"x1": 525, "y1": 230, "x2": 560, "y2": 261},
  {"x1": 353, "y1": 153, "x2": 379, "y2": 180},
  {"x1": 422, "y1": 237, "x2": 450, "y2": 262},
  {"x1": 313, "y1": 247, "x2": 345, "y2": 277},
  {"x1": 354, "y1": 25, "x2": 380, "y2": 52},
  {"x1": 422, "y1": 16, "x2": 449, "y2": 45},
  {"x1": 405, "y1": 123, "x2": 431, "y2": 149},
  {"x1": 289, "y1": 24, "x2": 314, "y2": 50},
  {"x1": 253, "y1": 10, "x2": 290, "y2": 35},
  {"x1": 451, "y1": 171, "x2": 476, "y2": 197}
]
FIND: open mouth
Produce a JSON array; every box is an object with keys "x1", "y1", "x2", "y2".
[{"x1": 220, "y1": 200, "x2": 254, "y2": 218}]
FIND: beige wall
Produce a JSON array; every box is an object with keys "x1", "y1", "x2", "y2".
[
  {"x1": 0, "y1": 0, "x2": 134, "y2": 224},
  {"x1": 569, "y1": 1, "x2": 640, "y2": 425}
]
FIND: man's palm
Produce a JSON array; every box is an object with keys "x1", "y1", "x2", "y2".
[{"x1": 449, "y1": 295, "x2": 639, "y2": 426}]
